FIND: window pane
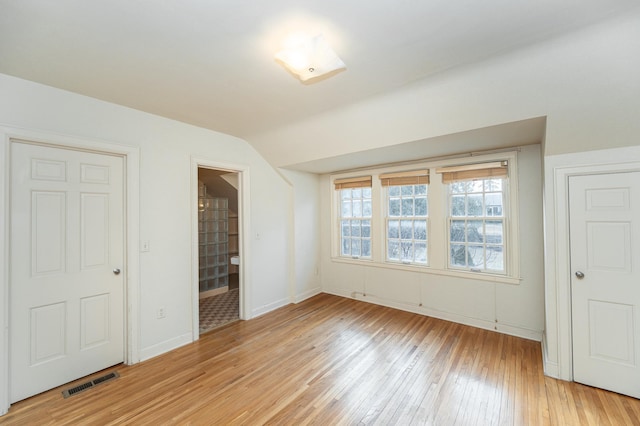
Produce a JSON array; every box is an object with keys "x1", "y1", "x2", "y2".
[
  {"x1": 484, "y1": 179, "x2": 502, "y2": 192},
  {"x1": 389, "y1": 199, "x2": 401, "y2": 216},
  {"x1": 486, "y1": 246, "x2": 504, "y2": 270},
  {"x1": 388, "y1": 186, "x2": 400, "y2": 196},
  {"x1": 353, "y1": 200, "x2": 362, "y2": 217},
  {"x1": 351, "y1": 222, "x2": 361, "y2": 237},
  {"x1": 451, "y1": 195, "x2": 465, "y2": 216},
  {"x1": 388, "y1": 220, "x2": 399, "y2": 238},
  {"x1": 351, "y1": 239, "x2": 361, "y2": 256},
  {"x1": 415, "y1": 243, "x2": 427, "y2": 263},
  {"x1": 451, "y1": 221, "x2": 465, "y2": 242},
  {"x1": 363, "y1": 187, "x2": 372, "y2": 198},
  {"x1": 341, "y1": 220, "x2": 350, "y2": 237},
  {"x1": 486, "y1": 205, "x2": 503, "y2": 217},
  {"x1": 415, "y1": 197, "x2": 427, "y2": 216},
  {"x1": 485, "y1": 193, "x2": 503, "y2": 216},
  {"x1": 467, "y1": 194, "x2": 483, "y2": 216},
  {"x1": 401, "y1": 185, "x2": 413, "y2": 196},
  {"x1": 401, "y1": 242, "x2": 413, "y2": 261},
  {"x1": 401, "y1": 198, "x2": 414, "y2": 216},
  {"x1": 362, "y1": 239, "x2": 371, "y2": 257},
  {"x1": 362, "y1": 220, "x2": 371, "y2": 238},
  {"x1": 363, "y1": 200, "x2": 372, "y2": 216},
  {"x1": 341, "y1": 200, "x2": 352, "y2": 217},
  {"x1": 450, "y1": 244, "x2": 467, "y2": 266},
  {"x1": 469, "y1": 180, "x2": 484, "y2": 193},
  {"x1": 467, "y1": 220, "x2": 484, "y2": 243},
  {"x1": 468, "y1": 245, "x2": 484, "y2": 268},
  {"x1": 341, "y1": 189, "x2": 350, "y2": 199},
  {"x1": 342, "y1": 238, "x2": 351, "y2": 256},
  {"x1": 400, "y1": 220, "x2": 413, "y2": 239},
  {"x1": 414, "y1": 220, "x2": 427, "y2": 240},
  {"x1": 415, "y1": 184, "x2": 427, "y2": 195},
  {"x1": 388, "y1": 241, "x2": 400, "y2": 260},
  {"x1": 352, "y1": 188, "x2": 362, "y2": 198},
  {"x1": 485, "y1": 220, "x2": 503, "y2": 244},
  {"x1": 450, "y1": 182, "x2": 467, "y2": 194}
]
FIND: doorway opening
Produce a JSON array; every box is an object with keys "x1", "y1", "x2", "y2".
[{"x1": 197, "y1": 167, "x2": 240, "y2": 334}]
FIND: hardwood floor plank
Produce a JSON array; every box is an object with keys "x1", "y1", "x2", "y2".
[{"x1": 3, "y1": 293, "x2": 640, "y2": 425}]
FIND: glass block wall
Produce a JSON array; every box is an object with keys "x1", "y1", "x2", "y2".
[{"x1": 198, "y1": 183, "x2": 229, "y2": 292}]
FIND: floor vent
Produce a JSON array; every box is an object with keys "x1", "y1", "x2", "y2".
[{"x1": 62, "y1": 371, "x2": 119, "y2": 398}]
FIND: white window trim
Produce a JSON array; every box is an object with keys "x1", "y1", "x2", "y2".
[{"x1": 330, "y1": 151, "x2": 521, "y2": 285}]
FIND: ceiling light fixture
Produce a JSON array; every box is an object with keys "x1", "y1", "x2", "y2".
[{"x1": 275, "y1": 34, "x2": 346, "y2": 82}]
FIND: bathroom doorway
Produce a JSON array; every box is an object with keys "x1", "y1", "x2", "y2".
[{"x1": 197, "y1": 167, "x2": 240, "y2": 334}]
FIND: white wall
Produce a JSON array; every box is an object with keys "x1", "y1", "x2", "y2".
[
  {"x1": 0, "y1": 73, "x2": 293, "y2": 365},
  {"x1": 320, "y1": 145, "x2": 544, "y2": 340},
  {"x1": 250, "y1": 10, "x2": 640, "y2": 166},
  {"x1": 280, "y1": 170, "x2": 322, "y2": 302}
]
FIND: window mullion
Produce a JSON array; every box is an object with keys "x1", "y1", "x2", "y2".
[{"x1": 370, "y1": 177, "x2": 383, "y2": 263}]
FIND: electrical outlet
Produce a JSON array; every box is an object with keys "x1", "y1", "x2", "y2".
[{"x1": 157, "y1": 306, "x2": 166, "y2": 319}]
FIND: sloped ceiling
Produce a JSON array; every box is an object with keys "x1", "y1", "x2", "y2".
[{"x1": 0, "y1": 1, "x2": 636, "y2": 169}]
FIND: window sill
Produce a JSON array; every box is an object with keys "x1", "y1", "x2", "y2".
[{"x1": 331, "y1": 257, "x2": 521, "y2": 285}]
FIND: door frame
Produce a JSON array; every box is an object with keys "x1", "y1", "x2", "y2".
[
  {"x1": 0, "y1": 126, "x2": 140, "y2": 414},
  {"x1": 544, "y1": 145, "x2": 640, "y2": 381},
  {"x1": 191, "y1": 157, "x2": 251, "y2": 340}
]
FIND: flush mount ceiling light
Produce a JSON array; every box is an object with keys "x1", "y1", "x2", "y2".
[{"x1": 275, "y1": 33, "x2": 346, "y2": 82}]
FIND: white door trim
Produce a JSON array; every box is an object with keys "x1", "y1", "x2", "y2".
[
  {"x1": 191, "y1": 157, "x2": 251, "y2": 341},
  {"x1": 544, "y1": 145, "x2": 640, "y2": 381},
  {"x1": 0, "y1": 126, "x2": 140, "y2": 415}
]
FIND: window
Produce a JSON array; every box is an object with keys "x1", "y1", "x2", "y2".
[
  {"x1": 331, "y1": 154, "x2": 519, "y2": 283},
  {"x1": 440, "y1": 161, "x2": 508, "y2": 274},
  {"x1": 336, "y1": 176, "x2": 372, "y2": 258},
  {"x1": 381, "y1": 170, "x2": 429, "y2": 265}
]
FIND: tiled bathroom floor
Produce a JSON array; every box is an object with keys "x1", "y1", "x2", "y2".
[{"x1": 199, "y1": 288, "x2": 239, "y2": 334}]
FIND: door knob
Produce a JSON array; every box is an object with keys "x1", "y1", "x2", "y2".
[
  {"x1": 113, "y1": 268, "x2": 121, "y2": 275},
  {"x1": 575, "y1": 271, "x2": 584, "y2": 279}
]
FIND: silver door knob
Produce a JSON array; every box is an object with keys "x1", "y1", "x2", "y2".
[
  {"x1": 575, "y1": 271, "x2": 584, "y2": 279},
  {"x1": 113, "y1": 268, "x2": 121, "y2": 275}
]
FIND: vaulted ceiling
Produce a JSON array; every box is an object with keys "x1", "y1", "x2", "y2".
[{"x1": 0, "y1": 1, "x2": 636, "y2": 144}]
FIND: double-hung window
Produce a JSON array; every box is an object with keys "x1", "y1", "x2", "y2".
[
  {"x1": 439, "y1": 161, "x2": 508, "y2": 274},
  {"x1": 335, "y1": 176, "x2": 372, "y2": 259},
  {"x1": 331, "y1": 153, "x2": 518, "y2": 283},
  {"x1": 381, "y1": 170, "x2": 429, "y2": 265}
]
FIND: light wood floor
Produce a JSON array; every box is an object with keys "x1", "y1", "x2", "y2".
[{"x1": 4, "y1": 294, "x2": 640, "y2": 425}]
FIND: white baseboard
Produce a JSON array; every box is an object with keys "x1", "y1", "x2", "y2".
[
  {"x1": 294, "y1": 286, "x2": 322, "y2": 303},
  {"x1": 251, "y1": 296, "x2": 290, "y2": 318},
  {"x1": 139, "y1": 332, "x2": 192, "y2": 362},
  {"x1": 495, "y1": 322, "x2": 543, "y2": 342},
  {"x1": 323, "y1": 287, "x2": 542, "y2": 342}
]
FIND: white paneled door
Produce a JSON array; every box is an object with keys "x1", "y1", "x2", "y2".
[
  {"x1": 570, "y1": 172, "x2": 640, "y2": 398},
  {"x1": 10, "y1": 141, "x2": 124, "y2": 403}
]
